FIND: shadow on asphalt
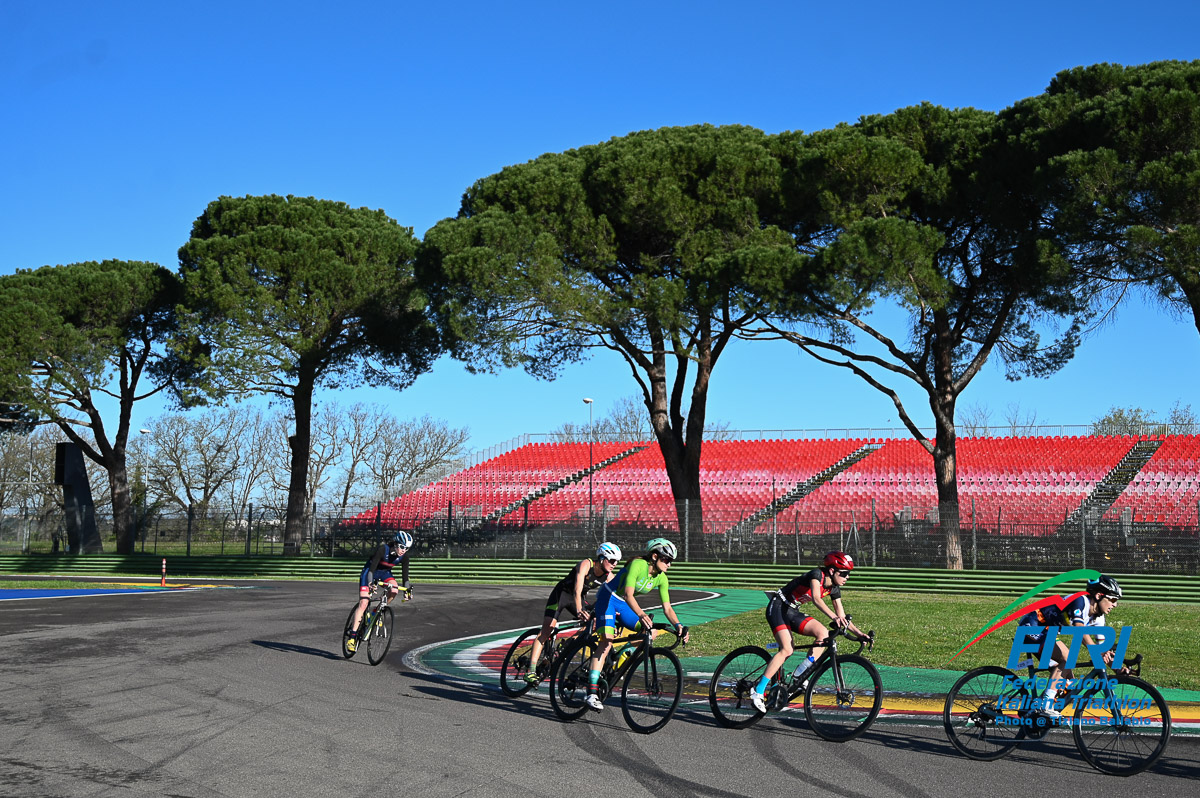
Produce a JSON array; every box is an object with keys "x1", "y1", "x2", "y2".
[
  {"x1": 400, "y1": 671, "x2": 622, "y2": 724},
  {"x1": 252, "y1": 640, "x2": 343, "y2": 660}
]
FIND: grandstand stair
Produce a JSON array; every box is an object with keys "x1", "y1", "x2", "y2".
[
  {"x1": 1062, "y1": 438, "x2": 1163, "y2": 532},
  {"x1": 725, "y1": 442, "x2": 883, "y2": 537},
  {"x1": 476, "y1": 444, "x2": 650, "y2": 527}
]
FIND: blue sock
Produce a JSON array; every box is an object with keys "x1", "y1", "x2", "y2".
[{"x1": 756, "y1": 675, "x2": 770, "y2": 693}]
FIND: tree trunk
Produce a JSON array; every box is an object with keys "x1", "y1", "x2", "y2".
[
  {"x1": 109, "y1": 460, "x2": 134, "y2": 554},
  {"x1": 285, "y1": 370, "x2": 316, "y2": 555}
]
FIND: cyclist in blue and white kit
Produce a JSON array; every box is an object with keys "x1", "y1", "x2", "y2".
[
  {"x1": 346, "y1": 531, "x2": 413, "y2": 652},
  {"x1": 1017, "y1": 574, "x2": 1123, "y2": 717},
  {"x1": 583, "y1": 537, "x2": 689, "y2": 711}
]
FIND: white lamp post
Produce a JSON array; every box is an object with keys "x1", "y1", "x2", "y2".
[{"x1": 583, "y1": 398, "x2": 594, "y2": 529}]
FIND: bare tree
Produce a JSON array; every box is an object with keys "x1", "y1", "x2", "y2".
[
  {"x1": 551, "y1": 394, "x2": 729, "y2": 443},
  {"x1": 330, "y1": 403, "x2": 386, "y2": 518},
  {"x1": 216, "y1": 407, "x2": 273, "y2": 528},
  {"x1": 366, "y1": 415, "x2": 470, "y2": 501},
  {"x1": 958, "y1": 403, "x2": 994, "y2": 437},
  {"x1": 1004, "y1": 403, "x2": 1039, "y2": 437},
  {"x1": 134, "y1": 410, "x2": 242, "y2": 516}
]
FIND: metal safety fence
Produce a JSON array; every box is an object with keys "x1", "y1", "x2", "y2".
[{"x1": 3, "y1": 499, "x2": 1197, "y2": 575}]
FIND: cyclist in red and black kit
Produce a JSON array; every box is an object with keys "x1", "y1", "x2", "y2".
[
  {"x1": 750, "y1": 551, "x2": 866, "y2": 713},
  {"x1": 346, "y1": 531, "x2": 413, "y2": 652}
]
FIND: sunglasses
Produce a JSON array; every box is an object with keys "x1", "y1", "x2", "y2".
[
  {"x1": 834, "y1": 570, "x2": 851, "y2": 578},
  {"x1": 657, "y1": 555, "x2": 674, "y2": 564},
  {"x1": 1102, "y1": 595, "x2": 1119, "y2": 604},
  {"x1": 602, "y1": 557, "x2": 619, "y2": 565}
]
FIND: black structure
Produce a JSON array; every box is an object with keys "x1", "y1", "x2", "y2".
[{"x1": 54, "y1": 442, "x2": 102, "y2": 554}]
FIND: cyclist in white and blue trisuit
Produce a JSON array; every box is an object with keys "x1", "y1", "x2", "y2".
[
  {"x1": 521, "y1": 542, "x2": 622, "y2": 685},
  {"x1": 1017, "y1": 574, "x2": 1124, "y2": 717},
  {"x1": 347, "y1": 531, "x2": 413, "y2": 652}
]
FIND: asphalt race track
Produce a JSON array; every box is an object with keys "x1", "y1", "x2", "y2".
[{"x1": 0, "y1": 580, "x2": 1196, "y2": 797}]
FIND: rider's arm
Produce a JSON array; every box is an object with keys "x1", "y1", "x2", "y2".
[
  {"x1": 809, "y1": 577, "x2": 839, "y2": 625},
  {"x1": 658, "y1": 581, "x2": 689, "y2": 642},
  {"x1": 623, "y1": 561, "x2": 651, "y2": 628},
  {"x1": 571, "y1": 559, "x2": 591, "y2": 618},
  {"x1": 400, "y1": 551, "x2": 411, "y2": 589},
  {"x1": 365, "y1": 544, "x2": 387, "y2": 573},
  {"x1": 833, "y1": 597, "x2": 864, "y2": 635}
]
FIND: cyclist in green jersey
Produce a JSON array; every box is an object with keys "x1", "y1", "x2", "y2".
[{"x1": 583, "y1": 537, "x2": 689, "y2": 711}]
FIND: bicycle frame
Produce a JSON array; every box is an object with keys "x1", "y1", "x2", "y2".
[{"x1": 769, "y1": 625, "x2": 874, "y2": 708}]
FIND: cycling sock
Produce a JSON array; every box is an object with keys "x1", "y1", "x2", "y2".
[
  {"x1": 755, "y1": 676, "x2": 770, "y2": 693},
  {"x1": 586, "y1": 669, "x2": 601, "y2": 694}
]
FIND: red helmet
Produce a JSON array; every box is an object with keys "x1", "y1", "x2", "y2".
[{"x1": 823, "y1": 551, "x2": 855, "y2": 571}]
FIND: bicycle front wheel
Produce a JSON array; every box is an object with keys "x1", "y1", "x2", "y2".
[
  {"x1": 366, "y1": 607, "x2": 394, "y2": 665},
  {"x1": 621, "y1": 648, "x2": 683, "y2": 734},
  {"x1": 1072, "y1": 675, "x2": 1171, "y2": 776},
  {"x1": 708, "y1": 645, "x2": 770, "y2": 729},
  {"x1": 549, "y1": 635, "x2": 596, "y2": 721},
  {"x1": 943, "y1": 666, "x2": 1025, "y2": 760},
  {"x1": 803, "y1": 654, "x2": 882, "y2": 742},
  {"x1": 342, "y1": 605, "x2": 359, "y2": 659},
  {"x1": 500, "y1": 628, "x2": 541, "y2": 697}
]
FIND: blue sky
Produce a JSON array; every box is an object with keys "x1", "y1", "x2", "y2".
[{"x1": 3, "y1": 1, "x2": 1199, "y2": 449}]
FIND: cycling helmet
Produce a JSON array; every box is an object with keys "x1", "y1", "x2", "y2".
[
  {"x1": 1086, "y1": 575, "x2": 1122, "y2": 599},
  {"x1": 823, "y1": 551, "x2": 855, "y2": 571},
  {"x1": 392, "y1": 531, "x2": 414, "y2": 549},
  {"x1": 647, "y1": 537, "x2": 678, "y2": 560},
  {"x1": 596, "y1": 542, "x2": 622, "y2": 562}
]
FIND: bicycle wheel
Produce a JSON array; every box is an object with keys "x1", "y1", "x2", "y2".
[
  {"x1": 943, "y1": 666, "x2": 1026, "y2": 760},
  {"x1": 500, "y1": 628, "x2": 541, "y2": 697},
  {"x1": 366, "y1": 606, "x2": 394, "y2": 665},
  {"x1": 549, "y1": 635, "x2": 596, "y2": 721},
  {"x1": 1072, "y1": 675, "x2": 1171, "y2": 776},
  {"x1": 342, "y1": 605, "x2": 359, "y2": 659},
  {"x1": 708, "y1": 645, "x2": 771, "y2": 729},
  {"x1": 621, "y1": 647, "x2": 683, "y2": 734},
  {"x1": 803, "y1": 654, "x2": 882, "y2": 742}
]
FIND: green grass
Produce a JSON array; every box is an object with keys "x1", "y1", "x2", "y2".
[
  {"x1": 0, "y1": 579, "x2": 146, "y2": 590},
  {"x1": 687, "y1": 591, "x2": 1200, "y2": 691}
]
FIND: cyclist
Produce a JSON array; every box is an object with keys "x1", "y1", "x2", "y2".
[
  {"x1": 521, "y1": 542, "x2": 622, "y2": 685},
  {"x1": 750, "y1": 551, "x2": 866, "y2": 713},
  {"x1": 583, "y1": 537, "x2": 689, "y2": 712},
  {"x1": 346, "y1": 530, "x2": 413, "y2": 652},
  {"x1": 1018, "y1": 574, "x2": 1124, "y2": 717}
]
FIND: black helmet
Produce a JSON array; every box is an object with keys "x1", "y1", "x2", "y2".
[{"x1": 1086, "y1": 575, "x2": 1122, "y2": 599}]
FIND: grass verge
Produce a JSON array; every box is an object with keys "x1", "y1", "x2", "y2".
[{"x1": 686, "y1": 591, "x2": 1200, "y2": 691}]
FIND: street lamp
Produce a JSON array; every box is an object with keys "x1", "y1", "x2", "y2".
[{"x1": 583, "y1": 398, "x2": 594, "y2": 530}]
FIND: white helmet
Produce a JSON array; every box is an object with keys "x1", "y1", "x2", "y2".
[
  {"x1": 596, "y1": 542, "x2": 622, "y2": 562},
  {"x1": 647, "y1": 537, "x2": 677, "y2": 560}
]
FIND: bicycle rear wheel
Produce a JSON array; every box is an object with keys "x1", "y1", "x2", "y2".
[
  {"x1": 500, "y1": 628, "x2": 542, "y2": 697},
  {"x1": 621, "y1": 648, "x2": 682, "y2": 734},
  {"x1": 342, "y1": 605, "x2": 359, "y2": 659},
  {"x1": 366, "y1": 606, "x2": 394, "y2": 665},
  {"x1": 1072, "y1": 675, "x2": 1171, "y2": 776},
  {"x1": 803, "y1": 654, "x2": 882, "y2": 742},
  {"x1": 549, "y1": 635, "x2": 596, "y2": 721},
  {"x1": 708, "y1": 645, "x2": 770, "y2": 729},
  {"x1": 943, "y1": 666, "x2": 1025, "y2": 760}
]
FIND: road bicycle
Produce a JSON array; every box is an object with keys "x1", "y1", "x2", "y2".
[
  {"x1": 708, "y1": 620, "x2": 881, "y2": 742},
  {"x1": 342, "y1": 581, "x2": 411, "y2": 666},
  {"x1": 500, "y1": 611, "x2": 596, "y2": 698},
  {"x1": 943, "y1": 653, "x2": 1171, "y2": 776},
  {"x1": 549, "y1": 615, "x2": 688, "y2": 734}
]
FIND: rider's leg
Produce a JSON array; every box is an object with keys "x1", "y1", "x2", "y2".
[{"x1": 526, "y1": 615, "x2": 558, "y2": 674}]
